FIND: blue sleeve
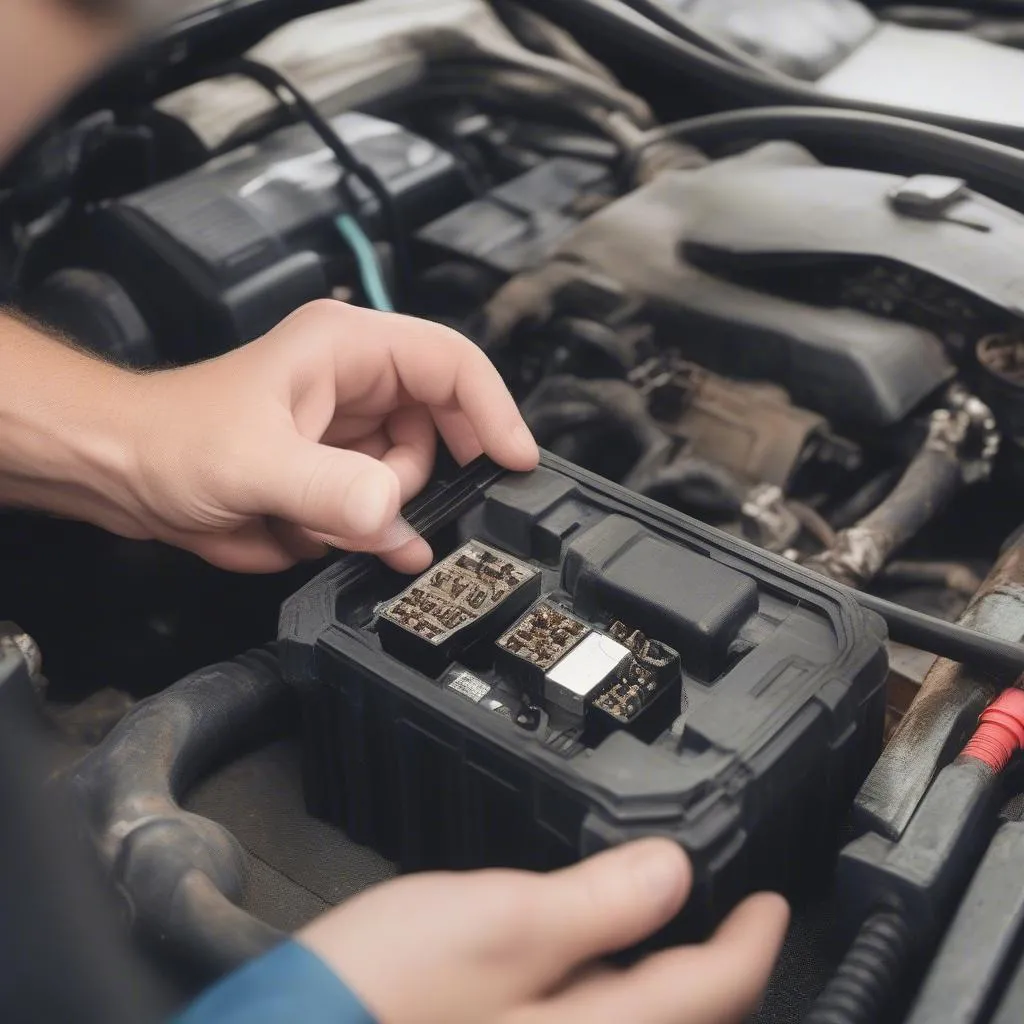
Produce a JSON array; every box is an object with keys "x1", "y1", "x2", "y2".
[{"x1": 174, "y1": 940, "x2": 377, "y2": 1024}]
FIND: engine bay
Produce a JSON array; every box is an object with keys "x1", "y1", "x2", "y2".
[{"x1": 7, "y1": 1, "x2": 1024, "y2": 1022}]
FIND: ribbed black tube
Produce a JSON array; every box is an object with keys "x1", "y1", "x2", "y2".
[
  {"x1": 805, "y1": 909, "x2": 915, "y2": 1024},
  {"x1": 72, "y1": 647, "x2": 293, "y2": 982}
]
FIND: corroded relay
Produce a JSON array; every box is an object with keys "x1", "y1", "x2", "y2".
[
  {"x1": 376, "y1": 540, "x2": 540, "y2": 672},
  {"x1": 496, "y1": 598, "x2": 683, "y2": 732},
  {"x1": 496, "y1": 600, "x2": 591, "y2": 685}
]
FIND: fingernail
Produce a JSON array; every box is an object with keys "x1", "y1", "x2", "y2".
[
  {"x1": 375, "y1": 516, "x2": 422, "y2": 552},
  {"x1": 633, "y1": 842, "x2": 686, "y2": 904}
]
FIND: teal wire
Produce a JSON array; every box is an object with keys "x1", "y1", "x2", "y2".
[{"x1": 335, "y1": 213, "x2": 394, "y2": 313}]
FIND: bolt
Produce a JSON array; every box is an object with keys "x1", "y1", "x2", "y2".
[{"x1": 0, "y1": 629, "x2": 42, "y2": 679}]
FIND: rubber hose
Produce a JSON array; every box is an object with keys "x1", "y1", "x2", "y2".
[
  {"x1": 527, "y1": 0, "x2": 1024, "y2": 148},
  {"x1": 860, "y1": 593, "x2": 1024, "y2": 679},
  {"x1": 72, "y1": 647, "x2": 292, "y2": 982},
  {"x1": 804, "y1": 908, "x2": 915, "y2": 1024},
  {"x1": 634, "y1": 107, "x2": 1024, "y2": 211},
  {"x1": 806, "y1": 446, "x2": 963, "y2": 589},
  {"x1": 839, "y1": 449, "x2": 961, "y2": 552},
  {"x1": 829, "y1": 469, "x2": 902, "y2": 531},
  {"x1": 616, "y1": 0, "x2": 788, "y2": 73}
]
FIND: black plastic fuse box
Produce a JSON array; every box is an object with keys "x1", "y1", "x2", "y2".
[{"x1": 280, "y1": 454, "x2": 889, "y2": 936}]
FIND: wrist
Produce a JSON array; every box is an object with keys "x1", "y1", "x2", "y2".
[{"x1": 0, "y1": 316, "x2": 151, "y2": 532}]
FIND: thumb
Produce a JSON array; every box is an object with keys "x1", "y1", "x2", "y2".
[
  {"x1": 261, "y1": 436, "x2": 402, "y2": 542},
  {"x1": 532, "y1": 839, "x2": 691, "y2": 977}
]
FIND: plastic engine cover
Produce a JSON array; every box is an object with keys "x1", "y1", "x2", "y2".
[
  {"x1": 280, "y1": 454, "x2": 888, "y2": 938},
  {"x1": 556, "y1": 142, "x2": 962, "y2": 430}
]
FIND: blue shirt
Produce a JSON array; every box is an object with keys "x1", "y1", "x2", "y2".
[{"x1": 176, "y1": 941, "x2": 376, "y2": 1024}]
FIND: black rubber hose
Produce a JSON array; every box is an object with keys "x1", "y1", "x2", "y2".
[
  {"x1": 829, "y1": 469, "x2": 902, "y2": 531},
  {"x1": 804, "y1": 908, "x2": 915, "y2": 1024},
  {"x1": 614, "y1": 0, "x2": 788, "y2": 73},
  {"x1": 805, "y1": 446, "x2": 964, "y2": 589},
  {"x1": 633, "y1": 107, "x2": 1024, "y2": 210},
  {"x1": 527, "y1": 0, "x2": 1024, "y2": 148},
  {"x1": 859, "y1": 593, "x2": 1024, "y2": 679},
  {"x1": 72, "y1": 647, "x2": 292, "y2": 983}
]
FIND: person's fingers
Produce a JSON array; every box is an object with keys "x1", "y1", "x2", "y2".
[
  {"x1": 183, "y1": 522, "x2": 299, "y2": 574},
  {"x1": 312, "y1": 518, "x2": 434, "y2": 575},
  {"x1": 376, "y1": 536, "x2": 434, "y2": 574},
  {"x1": 280, "y1": 302, "x2": 539, "y2": 471},
  {"x1": 522, "y1": 839, "x2": 691, "y2": 983},
  {"x1": 525, "y1": 893, "x2": 790, "y2": 1024},
  {"x1": 267, "y1": 519, "x2": 334, "y2": 563},
  {"x1": 383, "y1": 320, "x2": 537, "y2": 470},
  {"x1": 382, "y1": 406, "x2": 438, "y2": 502},
  {"x1": 433, "y1": 407, "x2": 485, "y2": 466},
  {"x1": 343, "y1": 429, "x2": 391, "y2": 461},
  {"x1": 256, "y1": 436, "x2": 402, "y2": 542}
]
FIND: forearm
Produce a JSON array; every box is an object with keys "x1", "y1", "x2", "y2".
[{"x1": 0, "y1": 312, "x2": 147, "y2": 532}]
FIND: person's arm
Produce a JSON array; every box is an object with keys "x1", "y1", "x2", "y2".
[
  {"x1": 174, "y1": 941, "x2": 376, "y2": 1024},
  {"x1": 0, "y1": 312, "x2": 152, "y2": 537},
  {"x1": 0, "y1": 301, "x2": 540, "y2": 572}
]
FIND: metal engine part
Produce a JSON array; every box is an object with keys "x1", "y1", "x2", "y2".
[
  {"x1": 628, "y1": 355, "x2": 861, "y2": 490},
  {"x1": 806, "y1": 387, "x2": 1000, "y2": 589},
  {"x1": 0, "y1": 623, "x2": 43, "y2": 696}
]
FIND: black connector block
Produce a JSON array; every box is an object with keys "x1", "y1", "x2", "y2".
[
  {"x1": 840, "y1": 758, "x2": 1002, "y2": 937},
  {"x1": 808, "y1": 759, "x2": 1004, "y2": 1024},
  {"x1": 908, "y1": 819, "x2": 1024, "y2": 1024}
]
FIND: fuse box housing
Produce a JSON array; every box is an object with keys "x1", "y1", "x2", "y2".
[{"x1": 280, "y1": 454, "x2": 888, "y2": 936}]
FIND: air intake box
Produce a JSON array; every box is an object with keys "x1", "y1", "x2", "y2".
[{"x1": 280, "y1": 454, "x2": 888, "y2": 936}]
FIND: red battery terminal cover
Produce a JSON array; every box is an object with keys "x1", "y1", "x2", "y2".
[{"x1": 960, "y1": 682, "x2": 1024, "y2": 774}]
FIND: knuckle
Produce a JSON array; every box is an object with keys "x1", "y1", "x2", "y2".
[
  {"x1": 275, "y1": 299, "x2": 352, "y2": 347},
  {"x1": 407, "y1": 316, "x2": 471, "y2": 354},
  {"x1": 296, "y1": 297, "x2": 351, "y2": 324},
  {"x1": 297, "y1": 451, "x2": 339, "y2": 521}
]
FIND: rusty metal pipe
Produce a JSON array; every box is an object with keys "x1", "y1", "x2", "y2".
[
  {"x1": 806, "y1": 391, "x2": 998, "y2": 589},
  {"x1": 854, "y1": 534, "x2": 1024, "y2": 840}
]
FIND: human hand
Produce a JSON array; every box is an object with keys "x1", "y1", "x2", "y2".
[
  {"x1": 111, "y1": 301, "x2": 539, "y2": 573},
  {"x1": 299, "y1": 839, "x2": 789, "y2": 1024}
]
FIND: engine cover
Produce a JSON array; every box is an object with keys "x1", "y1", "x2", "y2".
[
  {"x1": 665, "y1": 0, "x2": 876, "y2": 79},
  {"x1": 77, "y1": 112, "x2": 468, "y2": 361},
  {"x1": 554, "y1": 143, "x2": 961, "y2": 429}
]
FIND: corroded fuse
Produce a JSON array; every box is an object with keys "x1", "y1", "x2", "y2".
[
  {"x1": 497, "y1": 602, "x2": 637, "y2": 717},
  {"x1": 377, "y1": 541, "x2": 541, "y2": 673},
  {"x1": 593, "y1": 621, "x2": 681, "y2": 723},
  {"x1": 496, "y1": 600, "x2": 590, "y2": 673}
]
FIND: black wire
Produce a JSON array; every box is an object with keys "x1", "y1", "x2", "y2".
[
  {"x1": 614, "y1": 0, "x2": 791, "y2": 74},
  {"x1": 858, "y1": 590, "x2": 1024, "y2": 679},
  {"x1": 524, "y1": 0, "x2": 1024, "y2": 149},
  {"x1": 628, "y1": 106, "x2": 1024, "y2": 210},
  {"x1": 219, "y1": 57, "x2": 410, "y2": 305}
]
